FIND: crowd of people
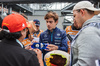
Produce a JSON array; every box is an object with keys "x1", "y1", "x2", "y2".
[{"x1": 0, "y1": 1, "x2": 100, "y2": 66}]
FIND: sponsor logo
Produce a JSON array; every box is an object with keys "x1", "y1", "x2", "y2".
[
  {"x1": 55, "y1": 43, "x2": 60, "y2": 44},
  {"x1": 44, "y1": 34, "x2": 47, "y2": 37},
  {"x1": 55, "y1": 37, "x2": 61, "y2": 40},
  {"x1": 57, "y1": 33, "x2": 60, "y2": 36}
]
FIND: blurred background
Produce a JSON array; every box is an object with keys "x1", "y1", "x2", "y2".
[{"x1": 0, "y1": 0, "x2": 100, "y2": 30}]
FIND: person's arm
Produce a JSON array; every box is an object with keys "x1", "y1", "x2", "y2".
[
  {"x1": 27, "y1": 48, "x2": 44, "y2": 66},
  {"x1": 45, "y1": 44, "x2": 58, "y2": 51},
  {"x1": 45, "y1": 31, "x2": 68, "y2": 52},
  {"x1": 58, "y1": 31, "x2": 68, "y2": 52},
  {"x1": 34, "y1": 49, "x2": 44, "y2": 66},
  {"x1": 25, "y1": 45, "x2": 44, "y2": 66},
  {"x1": 28, "y1": 53, "x2": 40, "y2": 66}
]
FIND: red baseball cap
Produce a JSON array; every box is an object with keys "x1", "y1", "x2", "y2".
[{"x1": 2, "y1": 13, "x2": 31, "y2": 33}]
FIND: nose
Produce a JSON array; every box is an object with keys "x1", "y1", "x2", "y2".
[{"x1": 47, "y1": 22, "x2": 50, "y2": 25}]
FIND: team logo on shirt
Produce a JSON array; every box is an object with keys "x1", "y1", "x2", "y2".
[
  {"x1": 57, "y1": 33, "x2": 60, "y2": 36},
  {"x1": 44, "y1": 34, "x2": 47, "y2": 37}
]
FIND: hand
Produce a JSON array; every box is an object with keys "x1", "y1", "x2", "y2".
[
  {"x1": 33, "y1": 49, "x2": 44, "y2": 66},
  {"x1": 45, "y1": 44, "x2": 58, "y2": 51},
  {"x1": 28, "y1": 34, "x2": 34, "y2": 41},
  {"x1": 33, "y1": 49, "x2": 42, "y2": 59},
  {"x1": 25, "y1": 44, "x2": 33, "y2": 50}
]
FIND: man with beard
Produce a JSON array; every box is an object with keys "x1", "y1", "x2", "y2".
[{"x1": 70, "y1": 1, "x2": 100, "y2": 66}]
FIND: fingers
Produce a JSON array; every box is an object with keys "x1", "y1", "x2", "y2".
[
  {"x1": 25, "y1": 44, "x2": 32, "y2": 50},
  {"x1": 46, "y1": 44, "x2": 58, "y2": 51},
  {"x1": 33, "y1": 49, "x2": 42, "y2": 53},
  {"x1": 33, "y1": 49, "x2": 38, "y2": 53},
  {"x1": 47, "y1": 44, "x2": 56, "y2": 47},
  {"x1": 45, "y1": 47, "x2": 54, "y2": 51},
  {"x1": 47, "y1": 44, "x2": 54, "y2": 46}
]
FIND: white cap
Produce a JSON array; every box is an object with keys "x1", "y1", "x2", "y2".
[
  {"x1": 73, "y1": 1, "x2": 100, "y2": 15},
  {"x1": 44, "y1": 50, "x2": 70, "y2": 66}
]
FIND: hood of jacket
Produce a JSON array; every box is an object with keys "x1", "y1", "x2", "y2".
[{"x1": 82, "y1": 15, "x2": 100, "y2": 27}]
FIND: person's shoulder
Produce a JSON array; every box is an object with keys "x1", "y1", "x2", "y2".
[
  {"x1": 21, "y1": 49, "x2": 37, "y2": 58},
  {"x1": 56, "y1": 27, "x2": 66, "y2": 32},
  {"x1": 55, "y1": 28, "x2": 66, "y2": 35},
  {"x1": 65, "y1": 26, "x2": 71, "y2": 30},
  {"x1": 18, "y1": 49, "x2": 38, "y2": 63},
  {"x1": 40, "y1": 30, "x2": 43, "y2": 32},
  {"x1": 25, "y1": 49, "x2": 37, "y2": 55},
  {"x1": 40, "y1": 30, "x2": 48, "y2": 35},
  {"x1": 14, "y1": 46, "x2": 37, "y2": 55}
]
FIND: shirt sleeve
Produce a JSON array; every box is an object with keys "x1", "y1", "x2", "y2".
[{"x1": 58, "y1": 31, "x2": 68, "y2": 52}]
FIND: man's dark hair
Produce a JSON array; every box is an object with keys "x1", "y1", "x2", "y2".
[
  {"x1": 21, "y1": 13, "x2": 28, "y2": 20},
  {"x1": 26, "y1": 28, "x2": 30, "y2": 38},
  {"x1": 1, "y1": 26, "x2": 22, "y2": 40},
  {"x1": 85, "y1": 9, "x2": 94, "y2": 14}
]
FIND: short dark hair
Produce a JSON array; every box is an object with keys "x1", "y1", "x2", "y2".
[
  {"x1": 1, "y1": 26, "x2": 22, "y2": 40},
  {"x1": 21, "y1": 13, "x2": 28, "y2": 20},
  {"x1": 85, "y1": 9, "x2": 94, "y2": 14},
  {"x1": 76, "y1": 9, "x2": 81, "y2": 12}
]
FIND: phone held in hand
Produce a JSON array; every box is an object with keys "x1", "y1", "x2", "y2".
[{"x1": 31, "y1": 43, "x2": 49, "y2": 50}]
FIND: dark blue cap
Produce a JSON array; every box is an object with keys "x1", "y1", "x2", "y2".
[{"x1": 33, "y1": 19, "x2": 40, "y2": 26}]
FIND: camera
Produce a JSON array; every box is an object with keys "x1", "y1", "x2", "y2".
[{"x1": 31, "y1": 43, "x2": 49, "y2": 49}]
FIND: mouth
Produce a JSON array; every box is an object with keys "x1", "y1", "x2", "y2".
[{"x1": 47, "y1": 26, "x2": 50, "y2": 29}]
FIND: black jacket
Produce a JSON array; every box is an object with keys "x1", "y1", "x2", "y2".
[
  {"x1": 0, "y1": 39, "x2": 40, "y2": 66},
  {"x1": 0, "y1": 31, "x2": 4, "y2": 40}
]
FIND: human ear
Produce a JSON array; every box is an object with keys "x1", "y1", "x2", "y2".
[
  {"x1": 21, "y1": 30, "x2": 25, "y2": 36},
  {"x1": 56, "y1": 20, "x2": 58, "y2": 25},
  {"x1": 80, "y1": 9, "x2": 85, "y2": 16}
]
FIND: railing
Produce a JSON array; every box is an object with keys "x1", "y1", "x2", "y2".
[{"x1": 17, "y1": 4, "x2": 33, "y2": 12}]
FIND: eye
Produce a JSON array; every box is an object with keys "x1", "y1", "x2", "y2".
[
  {"x1": 73, "y1": 14, "x2": 76, "y2": 19},
  {"x1": 46, "y1": 21, "x2": 48, "y2": 23},
  {"x1": 49, "y1": 21, "x2": 52, "y2": 23}
]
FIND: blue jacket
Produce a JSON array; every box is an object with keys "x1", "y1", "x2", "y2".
[{"x1": 39, "y1": 27, "x2": 68, "y2": 56}]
